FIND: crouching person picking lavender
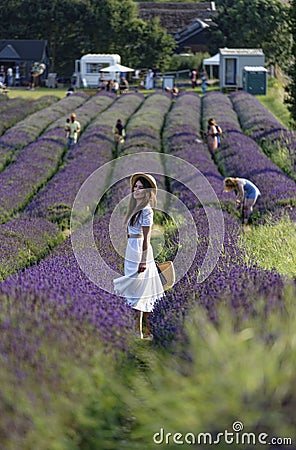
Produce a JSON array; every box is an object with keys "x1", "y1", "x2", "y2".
[
  {"x1": 224, "y1": 177, "x2": 261, "y2": 225},
  {"x1": 114, "y1": 173, "x2": 164, "y2": 340}
]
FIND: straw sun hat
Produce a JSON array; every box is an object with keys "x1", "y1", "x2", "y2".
[{"x1": 130, "y1": 173, "x2": 157, "y2": 190}]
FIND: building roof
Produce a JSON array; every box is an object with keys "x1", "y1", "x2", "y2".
[
  {"x1": 203, "y1": 52, "x2": 220, "y2": 66},
  {"x1": 243, "y1": 66, "x2": 267, "y2": 72},
  {"x1": 175, "y1": 19, "x2": 210, "y2": 41},
  {"x1": 0, "y1": 44, "x2": 21, "y2": 60},
  {"x1": 219, "y1": 48, "x2": 264, "y2": 56},
  {"x1": 0, "y1": 40, "x2": 48, "y2": 61},
  {"x1": 138, "y1": 2, "x2": 217, "y2": 33}
]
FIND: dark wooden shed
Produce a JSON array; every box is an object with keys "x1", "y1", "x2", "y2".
[{"x1": 0, "y1": 40, "x2": 49, "y2": 86}]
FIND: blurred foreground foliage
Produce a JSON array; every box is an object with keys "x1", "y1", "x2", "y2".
[
  {"x1": 2, "y1": 284, "x2": 296, "y2": 449},
  {"x1": 128, "y1": 284, "x2": 296, "y2": 449}
]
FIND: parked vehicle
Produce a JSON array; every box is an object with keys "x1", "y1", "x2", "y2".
[{"x1": 74, "y1": 54, "x2": 121, "y2": 88}]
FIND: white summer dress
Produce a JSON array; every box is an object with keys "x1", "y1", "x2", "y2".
[{"x1": 113, "y1": 205, "x2": 164, "y2": 312}]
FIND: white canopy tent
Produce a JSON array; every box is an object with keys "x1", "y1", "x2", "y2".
[
  {"x1": 203, "y1": 53, "x2": 220, "y2": 79},
  {"x1": 100, "y1": 63, "x2": 134, "y2": 73}
]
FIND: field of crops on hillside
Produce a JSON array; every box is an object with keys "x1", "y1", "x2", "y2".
[{"x1": 0, "y1": 89, "x2": 296, "y2": 449}]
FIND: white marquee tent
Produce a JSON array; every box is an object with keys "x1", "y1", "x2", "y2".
[{"x1": 203, "y1": 53, "x2": 220, "y2": 79}]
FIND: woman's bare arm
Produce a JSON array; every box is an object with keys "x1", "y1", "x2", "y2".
[
  {"x1": 236, "y1": 182, "x2": 245, "y2": 203},
  {"x1": 138, "y1": 226, "x2": 150, "y2": 273}
]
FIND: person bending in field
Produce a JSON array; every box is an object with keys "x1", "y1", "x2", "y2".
[{"x1": 223, "y1": 177, "x2": 261, "y2": 225}]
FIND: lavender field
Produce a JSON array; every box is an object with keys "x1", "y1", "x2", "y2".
[{"x1": 0, "y1": 90, "x2": 296, "y2": 449}]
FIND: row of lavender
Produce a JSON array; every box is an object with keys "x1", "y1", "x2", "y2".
[
  {"x1": 0, "y1": 92, "x2": 118, "y2": 278},
  {"x1": 104, "y1": 92, "x2": 172, "y2": 212},
  {"x1": 0, "y1": 92, "x2": 115, "y2": 223},
  {"x1": 0, "y1": 92, "x2": 88, "y2": 172},
  {"x1": 203, "y1": 91, "x2": 296, "y2": 222},
  {"x1": 0, "y1": 94, "x2": 158, "y2": 439},
  {"x1": 25, "y1": 92, "x2": 144, "y2": 224},
  {"x1": 0, "y1": 214, "x2": 138, "y2": 449},
  {"x1": 0, "y1": 95, "x2": 59, "y2": 139},
  {"x1": 0, "y1": 218, "x2": 61, "y2": 281},
  {"x1": 151, "y1": 92, "x2": 284, "y2": 347},
  {"x1": 0, "y1": 92, "x2": 171, "y2": 381},
  {"x1": 0, "y1": 95, "x2": 177, "y2": 443},
  {"x1": 230, "y1": 90, "x2": 296, "y2": 175},
  {"x1": 0, "y1": 91, "x2": 291, "y2": 445},
  {"x1": 229, "y1": 90, "x2": 295, "y2": 142},
  {"x1": 0, "y1": 91, "x2": 292, "y2": 331},
  {"x1": 0, "y1": 94, "x2": 27, "y2": 114}
]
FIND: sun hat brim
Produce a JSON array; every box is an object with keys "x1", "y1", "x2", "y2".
[{"x1": 130, "y1": 173, "x2": 157, "y2": 190}]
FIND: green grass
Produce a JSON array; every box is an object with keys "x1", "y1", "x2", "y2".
[
  {"x1": 254, "y1": 78, "x2": 296, "y2": 180},
  {"x1": 5, "y1": 81, "x2": 221, "y2": 101},
  {"x1": 256, "y1": 78, "x2": 291, "y2": 129},
  {"x1": 239, "y1": 215, "x2": 296, "y2": 277},
  {"x1": 5, "y1": 86, "x2": 67, "y2": 100}
]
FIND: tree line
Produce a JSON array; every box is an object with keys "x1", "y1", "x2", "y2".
[
  {"x1": 0, "y1": 0, "x2": 291, "y2": 74},
  {"x1": 0, "y1": 0, "x2": 175, "y2": 75},
  {"x1": 1, "y1": 0, "x2": 296, "y2": 123}
]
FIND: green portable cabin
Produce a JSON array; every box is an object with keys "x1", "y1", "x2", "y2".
[{"x1": 242, "y1": 66, "x2": 267, "y2": 95}]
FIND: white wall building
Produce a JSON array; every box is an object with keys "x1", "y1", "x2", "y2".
[{"x1": 219, "y1": 48, "x2": 265, "y2": 90}]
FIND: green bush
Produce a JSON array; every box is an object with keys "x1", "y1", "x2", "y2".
[
  {"x1": 167, "y1": 53, "x2": 210, "y2": 72},
  {"x1": 126, "y1": 285, "x2": 296, "y2": 449}
]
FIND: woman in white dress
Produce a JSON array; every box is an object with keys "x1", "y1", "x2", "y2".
[{"x1": 113, "y1": 173, "x2": 164, "y2": 339}]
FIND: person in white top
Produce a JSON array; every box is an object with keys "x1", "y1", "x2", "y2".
[
  {"x1": 114, "y1": 173, "x2": 164, "y2": 339},
  {"x1": 112, "y1": 79, "x2": 119, "y2": 94},
  {"x1": 7, "y1": 67, "x2": 13, "y2": 87},
  {"x1": 64, "y1": 113, "x2": 81, "y2": 149}
]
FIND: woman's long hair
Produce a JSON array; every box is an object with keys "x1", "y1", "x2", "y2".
[
  {"x1": 207, "y1": 118, "x2": 217, "y2": 131},
  {"x1": 124, "y1": 176, "x2": 157, "y2": 225},
  {"x1": 224, "y1": 177, "x2": 239, "y2": 192}
]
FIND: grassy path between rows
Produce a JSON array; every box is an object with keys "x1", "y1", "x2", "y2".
[{"x1": 256, "y1": 78, "x2": 291, "y2": 128}]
